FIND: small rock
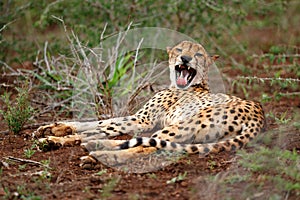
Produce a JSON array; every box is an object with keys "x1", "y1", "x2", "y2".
[{"x1": 180, "y1": 181, "x2": 188, "y2": 187}]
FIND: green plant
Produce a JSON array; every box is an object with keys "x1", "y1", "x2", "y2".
[
  {"x1": 147, "y1": 173, "x2": 157, "y2": 179},
  {"x1": 96, "y1": 169, "x2": 107, "y2": 176},
  {"x1": 100, "y1": 177, "x2": 120, "y2": 199},
  {"x1": 267, "y1": 111, "x2": 291, "y2": 124},
  {"x1": 293, "y1": 121, "x2": 300, "y2": 129},
  {"x1": 166, "y1": 171, "x2": 187, "y2": 184},
  {"x1": 231, "y1": 79, "x2": 250, "y2": 99},
  {"x1": 24, "y1": 149, "x2": 35, "y2": 159},
  {"x1": 94, "y1": 51, "x2": 140, "y2": 117},
  {"x1": 18, "y1": 164, "x2": 27, "y2": 170},
  {"x1": 261, "y1": 93, "x2": 272, "y2": 103},
  {"x1": 0, "y1": 85, "x2": 34, "y2": 134},
  {"x1": 24, "y1": 144, "x2": 37, "y2": 159},
  {"x1": 38, "y1": 159, "x2": 51, "y2": 180},
  {"x1": 105, "y1": 52, "x2": 137, "y2": 95},
  {"x1": 3, "y1": 187, "x2": 11, "y2": 199},
  {"x1": 1, "y1": 184, "x2": 42, "y2": 200},
  {"x1": 207, "y1": 159, "x2": 217, "y2": 170},
  {"x1": 15, "y1": 185, "x2": 42, "y2": 200},
  {"x1": 40, "y1": 159, "x2": 50, "y2": 168}
]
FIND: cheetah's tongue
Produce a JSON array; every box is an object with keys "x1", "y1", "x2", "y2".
[{"x1": 176, "y1": 69, "x2": 189, "y2": 86}]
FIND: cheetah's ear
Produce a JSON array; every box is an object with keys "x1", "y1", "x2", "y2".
[
  {"x1": 166, "y1": 46, "x2": 172, "y2": 54},
  {"x1": 211, "y1": 55, "x2": 220, "y2": 61}
]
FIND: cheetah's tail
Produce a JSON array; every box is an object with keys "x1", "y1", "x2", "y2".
[{"x1": 118, "y1": 133, "x2": 255, "y2": 155}]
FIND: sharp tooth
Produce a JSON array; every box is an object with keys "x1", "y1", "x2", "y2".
[{"x1": 188, "y1": 66, "x2": 190, "y2": 70}]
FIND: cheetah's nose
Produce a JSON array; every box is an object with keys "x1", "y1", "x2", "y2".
[{"x1": 181, "y1": 55, "x2": 192, "y2": 63}]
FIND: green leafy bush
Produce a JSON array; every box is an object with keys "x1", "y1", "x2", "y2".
[{"x1": 0, "y1": 86, "x2": 34, "y2": 134}]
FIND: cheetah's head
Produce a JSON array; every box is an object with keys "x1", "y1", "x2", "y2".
[{"x1": 167, "y1": 41, "x2": 218, "y2": 90}]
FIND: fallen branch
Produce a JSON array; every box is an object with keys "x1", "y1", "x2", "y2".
[
  {"x1": 6, "y1": 170, "x2": 51, "y2": 178},
  {"x1": 237, "y1": 76, "x2": 300, "y2": 83}
]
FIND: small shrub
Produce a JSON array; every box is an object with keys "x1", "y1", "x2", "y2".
[{"x1": 0, "y1": 85, "x2": 34, "y2": 134}]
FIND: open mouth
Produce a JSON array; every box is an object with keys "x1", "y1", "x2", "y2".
[{"x1": 175, "y1": 64, "x2": 197, "y2": 89}]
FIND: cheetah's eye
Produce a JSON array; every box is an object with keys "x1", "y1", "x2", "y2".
[
  {"x1": 176, "y1": 48, "x2": 182, "y2": 52},
  {"x1": 195, "y1": 53, "x2": 203, "y2": 57}
]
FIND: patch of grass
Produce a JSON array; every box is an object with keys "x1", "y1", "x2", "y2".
[
  {"x1": 2, "y1": 0, "x2": 287, "y2": 64},
  {"x1": 166, "y1": 171, "x2": 187, "y2": 184},
  {"x1": 1, "y1": 184, "x2": 42, "y2": 200},
  {"x1": 203, "y1": 138, "x2": 299, "y2": 199},
  {"x1": 237, "y1": 147, "x2": 300, "y2": 195},
  {"x1": 0, "y1": 84, "x2": 34, "y2": 134},
  {"x1": 223, "y1": 173, "x2": 250, "y2": 185},
  {"x1": 16, "y1": 185, "x2": 42, "y2": 200},
  {"x1": 100, "y1": 177, "x2": 120, "y2": 199}
]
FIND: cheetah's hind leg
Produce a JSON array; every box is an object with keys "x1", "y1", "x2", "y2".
[
  {"x1": 80, "y1": 138, "x2": 186, "y2": 172},
  {"x1": 80, "y1": 145, "x2": 158, "y2": 172},
  {"x1": 81, "y1": 139, "x2": 129, "y2": 151}
]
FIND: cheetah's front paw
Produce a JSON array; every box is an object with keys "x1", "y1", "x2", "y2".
[
  {"x1": 33, "y1": 123, "x2": 76, "y2": 138},
  {"x1": 37, "y1": 135, "x2": 82, "y2": 151}
]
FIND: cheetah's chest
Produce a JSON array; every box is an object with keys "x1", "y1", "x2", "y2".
[
  {"x1": 163, "y1": 92, "x2": 232, "y2": 126},
  {"x1": 163, "y1": 93, "x2": 209, "y2": 125}
]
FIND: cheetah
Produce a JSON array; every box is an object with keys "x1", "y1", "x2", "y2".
[{"x1": 35, "y1": 41, "x2": 265, "y2": 168}]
